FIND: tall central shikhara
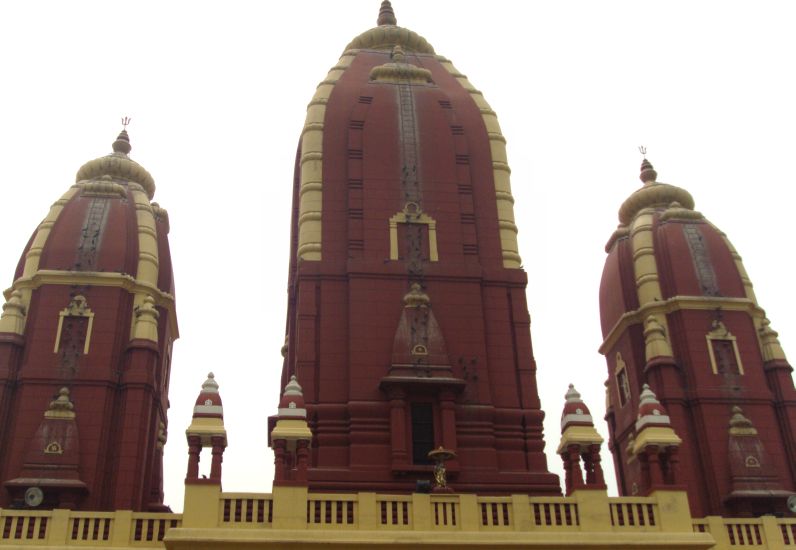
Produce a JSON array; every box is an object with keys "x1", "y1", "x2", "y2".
[{"x1": 277, "y1": 1, "x2": 559, "y2": 494}]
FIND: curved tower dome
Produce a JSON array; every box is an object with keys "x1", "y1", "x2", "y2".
[
  {"x1": 599, "y1": 158, "x2": 796, "y2": 516},
  {"x1": 277, "y1": 2, "x2": 558, "y2": 494},
  {"x1": 0, "y1": 128, "x2": 178, "y2": 511}
]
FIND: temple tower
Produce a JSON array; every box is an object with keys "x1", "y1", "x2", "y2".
[
  {"x1": 0, "y1": 127, "x2": 178, "y2": 511},
  {"x1": 277, "y1": 1, "x2": 559, "y2": 494},
  {"x1": 599, "y1": 157, "x2": 796, "y2": 516}
]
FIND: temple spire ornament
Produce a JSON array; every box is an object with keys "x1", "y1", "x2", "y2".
[
  {"x1": 377, "y1": 0, "x2": 397, "y2": 26},
  {"x1": 113, "y1": 117, "x2": 132, "y2": 155}
]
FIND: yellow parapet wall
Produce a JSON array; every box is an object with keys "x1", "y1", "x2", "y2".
[{"x1": 3, "y1": 488, "x2": 795, "y2": 549}]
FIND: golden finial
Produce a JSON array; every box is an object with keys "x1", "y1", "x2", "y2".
[
  {"x1": 378, "y1": 0, "x2": 397, "y2": 26},
  {"x1": 113, "y1": 117, "x2": 133, "y2": 155},
  {"x1": 638, "y1": 146, "x2": 657, "y2": 184}
]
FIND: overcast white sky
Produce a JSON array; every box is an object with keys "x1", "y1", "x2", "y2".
[{"x1": 1, "y1": 1, "x2": 794, "y2": 511}]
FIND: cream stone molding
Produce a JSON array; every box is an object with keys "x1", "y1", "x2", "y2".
[
  {"x1": 629, "y1": 208, "x2": 673, "y2": 359},
  {"x1": 79, "y1": 178, "x2": 127, "y2": 198},
  {"x1": 659, "y1": 201, "x2": 704, "y2": 222},
  {"x1": 133, "y1": 295, "x2": 160, "y2": 343},
  {"x1": 389, "y1": 204, "x2": 439, "y2": 262},
  {"x1": 76, "y1": 153, "x2": 156, "y2": 199},
  {"x1": 0, "y1": 289, "x2": 26, "y2": 335},
  {"x1": 618, "y1": 182, "x2": 694, "y2": 226},
  {"x1": 644, "y1": 315, "x2": 672, "y2": 361},
  {"x1": 53, "y1": 295, "x2": 95, "y2": 355},
  {"x1": 129, "y1": 187, "x2": 162, "y2": 342},
  {"x1": 759, "y1": 317, "x2": 788, "y2": 362},
  {"x1": 437, "y1": 57, "x2": 522, "y2": 269},
  {"x1": 599, "y1": 295, "x2": 762, "y2": 355},
  {"x1": 344, "y1": 25, "x2": 435, "y2": 54},
  {"x1": 705, "y1": 320, "x2": 744, "y2": 375},
  {"x1": 5, "y1": 270, "x2": 178, "y2": 338},
  {"x1": 370, "y1": 46, "x2": 433, "y2": 84},
  {"x1": 296, "y1": 52, "x2": 356, "y2": 261},
  {"x1": 13, "y1": 185, "x2": 82, "y2": 333}
]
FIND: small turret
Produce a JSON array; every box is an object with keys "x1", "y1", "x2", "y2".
[
  {"x1": 185, "y1": 373, "x2": 227, "y2": 485},
  {"x1": 631, "y1": 385, "x2": 681, "y2": 494},
  {"x1": 269, "y1": 376, "x2": 313, "y2": 485},
  {"x1": 556, "y1": 385, "x2": 605, "y2": 495}
]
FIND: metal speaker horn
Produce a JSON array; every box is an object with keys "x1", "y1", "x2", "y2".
[{"x1": 24, "y1": 487, "x2": 44, "y2": 508}]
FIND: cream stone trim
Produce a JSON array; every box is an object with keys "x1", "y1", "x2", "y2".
[
  {"x1": 0, "y1": 290, "x2": 26, "y2": 334},
  {"x1": 14, "y1": 186, "x2": 82, "y2": 333},
  {"x1": 389, "y1": 207, "x2": 439, "y2": 262},
  {"x1": 129, "y1": 189, "x2": 161, "y2": 342},
  {"x1": 296, "y1": 52, "x2": 357, "y2": 261},
  {"x1": 706, "y1": 321, "x2": 744, "y2": 375},
  {"x1": 759, "y1": 318, "x2": 788, "y2": 362},
  {"x1": 556, "y1": 425, "x2": 603, "y2": 454},
  {"x1": 437, "y1": 58, "x2": 521, "y2": 269},
  {"x1": 706, "y1": 221, "x2": 757, "y2": 304},
  {"x1": 5, "y1": 270, "x2": 178, "y2": 339},
  {"x1": 79, "y1": 179, "x2": 127, "y2": 198},
  {"x1": 599, "y1": 295, "x2": 761, "y2": 355},
  {"x1": 629, "y1": 209, "x2": 672, "y2": 359},
  {"x1": 53, "y1": 295, "x2": 94, "y2": 355},
  {"x1": 632, "y1": 427, "x2": 681, "y2": 454}
]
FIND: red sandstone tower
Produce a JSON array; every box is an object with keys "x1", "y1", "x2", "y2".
[
  {"x1": 275, "y1": 1, "x2": 559, "y2": 494},
  {"x1": 600, "y1": 157, "x2": 796, "y2": 516},
  {"x1": 0, "y1": 128, "x2": 177, "y2": 511}
]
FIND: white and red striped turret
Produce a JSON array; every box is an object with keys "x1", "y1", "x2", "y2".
[
  {"x1": 560, "y1": 384, "x2": 595, "y2": 432},
  {"x1": 631, "y1": 384, "x2": 682, "y2": 493},
  {"x1": 556, "y1": 385, "x2": 605, "y2": 495},
  {"x1": 270, "y1": 376, "x2": 313, "y2": 485},
  {"x1": 185, "y1": 373, "x2": 227, "y2": 485},
  {"x1": 632, "y1": 384, "x2": 681, "y2": 453},
  {"x1": 277, "y1": 375, "x2": 306, "y2": 418},
  {"x1": 192, "y1": 372, "x2": 224, "y2": 421}
]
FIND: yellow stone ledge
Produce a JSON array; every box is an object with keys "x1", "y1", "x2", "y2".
[
  {"x1": 4, "y1": 487, "x2": 796, "y2": 549},
  {"x1": 600, "y1": 295, "x2": 763, "y2": 355},
  {"x1": 4, "y1": 270, "x2": 178, "y2": 339}
]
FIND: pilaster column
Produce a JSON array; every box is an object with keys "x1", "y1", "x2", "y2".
[
  {"x1": 210, "y1": 436, "x2": 225, "y2": 482},
  {"x1": 296, "y1": 439, "x2": 310, "y2": 482},
  {"x1": 568, "y1": 445, "x2": 584, "y2": 490},
  {"x1": 388, "y1": 388, "x2": 408, "y2": 467},
  {"x1": 273, "y1": 439, "x2": 287, "y2": 482},
  {"x1": 186, "y1": 435, "x2": 201, "y2": 481}
]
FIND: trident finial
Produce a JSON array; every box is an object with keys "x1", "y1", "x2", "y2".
[
  {"x1": 638, "y1": 145, "x2": 647, "y2": 158},
  {"x1": 121, "y1": 116, "x2": 131, "y2": 129}
]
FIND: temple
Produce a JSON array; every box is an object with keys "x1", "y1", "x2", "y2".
[
  {"x1": 0, "y1": 127, "x2": 177, "y2": 512},
  {"x1": 0, "y1": 2, "x2": 793, "y2": 549}
]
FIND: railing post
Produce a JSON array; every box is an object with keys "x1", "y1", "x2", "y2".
[
  {"x1": 761, "y1": 515, "x2": 786, "y2": 550},
  {"x1": 181, "y1": 483, "x2": 221, "y2": 529},
  {"x1": 572, "y1": 489, "x2": 611, "y2": 531},
  {"x1": 412, "y1": 493, "x2": 431, "y2": 531},
  {"x1": 111, "y1": 510, "x2": 133, "y2": 546},
  {"x1": 271, "y1": 485, "x2": 308, "y2": 529},
  {"x1": 706, "y1": 516, "x2": 732, "y2": 549},
  {"x1": 511, "y1": 494, "x2": 532, "y2": 531},
  {"x1": 458, "y1": 494, "x2": 478, "y2": 531},
  {"x1": 358, "y1": 493, "x2": 377, "y2": 530},
  {"x1": 649, "y1": 490, "x2": 693, "y2": 532},
  {"x1": 46, "y1": 509, "x2": 70, "y2": 545}
]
